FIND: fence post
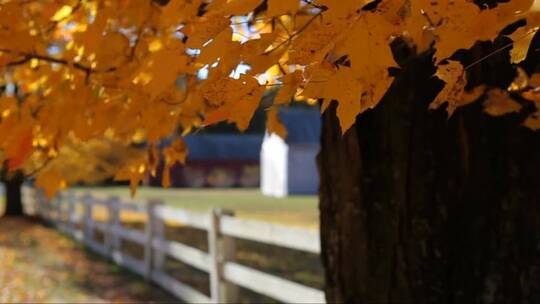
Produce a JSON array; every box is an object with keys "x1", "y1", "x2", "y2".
[
  {"x1": 152, "y1": 203, "x2": 166, "y2": 274},
  {"x1": 109, "y1": 196, "x2": 121, "y2": 258},
  {"x1": 55, "y1": 192, "x2": 63, "y2": 227},
  {"x1": 144, "y1": 199, "x2": 163, "y2": 281},
  {"x1": 67, "y1": 191, "x2": 77, "y2": 236},
  {"x1": 104, "y1": 196, "x2": 120, "y2": 257},
  {"x1": 21, "y1": 186, "x2": 30, "y2": 215},
  {"x1": 31, "y1": 188, "x2": 40, "y2": 217},
  {"x1": 208, "y1": 208, "x2": 238, "y2": 303},
  {"x1": 36, "y1": 189, "x2": 47, "y2": 221},
  {"x1": 82, "y1": 194, "x2": 94, "y2": 244}
]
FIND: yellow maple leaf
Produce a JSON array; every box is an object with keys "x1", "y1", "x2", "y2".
[
  {"x1": 219, "y1": 0, "x2": 263, "y2": 16},
  {"x1": 524, "y1": 110, "x2": 540, "y2": 130},
  {"x1": 164, "y1": 137, "x2": 189, "y2": 165},
  {"x1": 304, "y1": 66, "x2": 363, "y2": 133},
  {"x1": 341, "y1": 12, "x2": 397, "y2": 74},
  {"x1": 183, "y1": 15, "x2": 230, "y2": 48},
  {"x1": 274, "y1": 71, "x2": 303, "y2": 104},
  {"x1": 51, "y1": 5, "x2": 72, "y2": 22},
  {"x1": 202, "y1": 75, "x2": 264, "y2": 131},
  {"x1": 198, "y1": 27, "x2": 235, "y2": 64},
  {"x1": 162, "y1": 165, "x2": 172, "y2": 188},
  {"x1": 508, "y1": 26, "x2": 538, "y2": 64},
  {"x1": 431, "y1": 61, "x2": 468, "y2": 116},
  {"x1": 483, "y1": 88, "x2": 522, "y2": 117},
  {"x1": 161, "y1": 137, "x2": 189, "y2": 188},
  {"x1": 509, "y1": 67, "x2": 530, "y2": 92},
  {"x1": 267, "y1": 0, "x2": 299, "y2": 16},
  {"x1": 266, "y1": 108, "x2": 288, "y2": 139},
  {"x1": 35, "y1": 170, "x2": 66, "y2": 198},
  {"x1": 114, "y1": 161, "x2": 146, "y2": 197},
  {"x1": 132, "y1": 48, "x2": 188, "y2": 98},
  {"x1": 289, "y1": 19, "x2": 343, "y2": 65}
]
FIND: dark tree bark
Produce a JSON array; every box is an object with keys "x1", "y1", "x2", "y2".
[
  {"x1": 3, "y1": 171, "x2": 25, "y2": 217},
  {"x1": 318, "y1": 44, "x2": 540, "y2": 303}
]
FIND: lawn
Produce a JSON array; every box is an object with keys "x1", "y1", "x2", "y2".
[{"x1": 71, "y1": 186, "x2": 320, "y2": 228}]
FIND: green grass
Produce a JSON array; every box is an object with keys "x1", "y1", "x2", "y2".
[{"x1": 71, "y1": 186, "x2": 319, "y2": 228}]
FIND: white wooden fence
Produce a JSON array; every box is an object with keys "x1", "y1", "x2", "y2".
[{"x1": 22, "y1": 187, "x2": 325, "y2": 303}]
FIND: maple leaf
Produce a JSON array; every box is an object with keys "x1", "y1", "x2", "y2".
[
  {"x1": 483, "y1": 89, "x2": 522, "y2": 117},
  {"x1": 509, "y1": 68, "x2": 530, "y2": 92},
  {"x1": 132, "y1": 47, "x2": 189, "y2": 99},
  {"x1": 303, "y1": 65, "x2": 363, "y2": 133},
  {"x1": 524, "y1": 110, "x2": 540, "y2": 130},
  {"x1": 508, "y1": 26, "x2": 538, "y2": 64},
  {"x1": 218, "y1": 0, "x2": 263, "y2": 16},
  {"x1": 288, "y1": 19, "x2": 343, "y2": 65},
  {"x1": 203, "y1": 107, "x2": 231, "y2": 126},
  {"x1": 428, "y1": 0, "x2": 531, "y2": 62},
  {"x1": 35, "y1": 170, "x2": 66, "y2": 199},
  {"x1": 431, "y1": 61, "x2": 469, "y2": 116},
  {"x1": 161, "y1": 137, "x2": 188, "y2": 188},
  {"x1": 163, "y1": 137, "x2": 189, "y2": 166},
  {"x1": 183, "y1": 15, "x2": 231, "y2": 49},
  {"x1": 266, "y1": 108, "x2": 288, "y2": 139},
  {"x1": 327, "y1": 67, "x2": 364, "y2": 134},
  {"x1": 201, "y1": 75, "x2": 264, "y2": 131},
  {"x1": 267, "y1": 0, "x2": 300, "y2": 16},
  {"x1": 162, "y1": 165, "x2": 172, "y2": 188},
  {"x1": 51, "y1": 5, "x2": 73, "y2": 22},
  {"x1": 7, "y1": 128, "x2": 33, "y2": 171},
  {"x1": 274, "y1": 71, "x2": 303, "y2": 105},
  {"x1": 114, "y1": 161, "x2": 147, "y2": 197}
]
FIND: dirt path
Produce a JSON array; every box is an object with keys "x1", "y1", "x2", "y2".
[{"x1": 0, "y1": 217, "x2": 177, "y2": 303}]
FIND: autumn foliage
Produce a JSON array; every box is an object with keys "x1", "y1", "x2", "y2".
[{"x1": 0, "y1": 0, "x2": 538, "y2": 195}]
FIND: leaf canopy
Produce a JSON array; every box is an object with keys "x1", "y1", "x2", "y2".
[{"x1": 0, "y1": 0, "x2": 538, "y2": 195}]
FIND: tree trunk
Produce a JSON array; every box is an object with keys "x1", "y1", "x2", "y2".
[
  {"x1": 318, "y1": 51, "x2": 540, "y2": 303},
  {"x1": 3, "y1": 172, "x2": 24, "y2": 217}
]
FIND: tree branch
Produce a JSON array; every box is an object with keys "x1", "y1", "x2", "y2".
[{"x1": 2, "y1": 50, "x2": 118, "y2": 80}]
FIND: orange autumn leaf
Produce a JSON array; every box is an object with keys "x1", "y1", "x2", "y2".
[
  {"x1": 35, "y1": 170, "x2": 65, "y2": 198},
  {"x1": 203, "y1": 107, "x2": 230, "y2": 126},
  {"x1": 483, "y1": 89, "x2": 522, "y2": 117},
  {"x1": 114, "y1": 161, "x2": 147, "y2": 197},
  {"x1": 163, "y1": 137, "x2": 189, "y2": 165},
  {"x1": 266, "y1": 107, "x2": 288, "y2": 139},
  {"x1": 274, "y1": 71, "x2": 303, "y2": 105},
  {"x1": 431, "y1": 60, "x2": 467, "y2": 116},
  {"x1": 162, "y1": 165, "x2": 172, "y2": 188},
  {"x1": 267, "y1": 0, "x2": 300, "y2": 16},
  {"x1": 7, "y1": 128, "x2": 33, "y2": 171}
]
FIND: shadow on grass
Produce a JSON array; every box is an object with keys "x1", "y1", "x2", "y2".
[
  {"x1": 121, "y1": 222, "x2": 324, "y2": 303},
  {"x1": 1, "y1": 216, "x2": 324, "y2": 303}
]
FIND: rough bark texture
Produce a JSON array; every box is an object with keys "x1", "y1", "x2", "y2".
[
  {"x1": 3, "y1": 171, "x2": 24, "y2": 217},
  {"x1": 318, "y1": 50, "x2": 540, "y2": 303}
]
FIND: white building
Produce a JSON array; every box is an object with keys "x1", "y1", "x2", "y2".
[{"x1": 260, "y1": 109, "x2": 321, "y2": 197}]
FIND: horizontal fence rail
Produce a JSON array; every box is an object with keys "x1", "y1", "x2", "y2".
[{"x1": 23, "y1": 186, "x2": 325, "y2": 303}]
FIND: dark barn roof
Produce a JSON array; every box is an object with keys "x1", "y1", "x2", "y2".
[
  {"x1": 279, "y1": 108, "x2": 321, "y2": 145},
  {"x1": 159, "y1": 108, "x2": 321, "y2": 162},
  {"x1": 184, "y1": 134, "x2": 263, "y2": 161}
]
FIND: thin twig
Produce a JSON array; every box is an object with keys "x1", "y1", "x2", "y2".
[
  {"x1": 3, "y1": 50, "x2": 118, "y2": 77},
  {"x1": 464, "y1": 27, "x2": 539, "y2": 70}
]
